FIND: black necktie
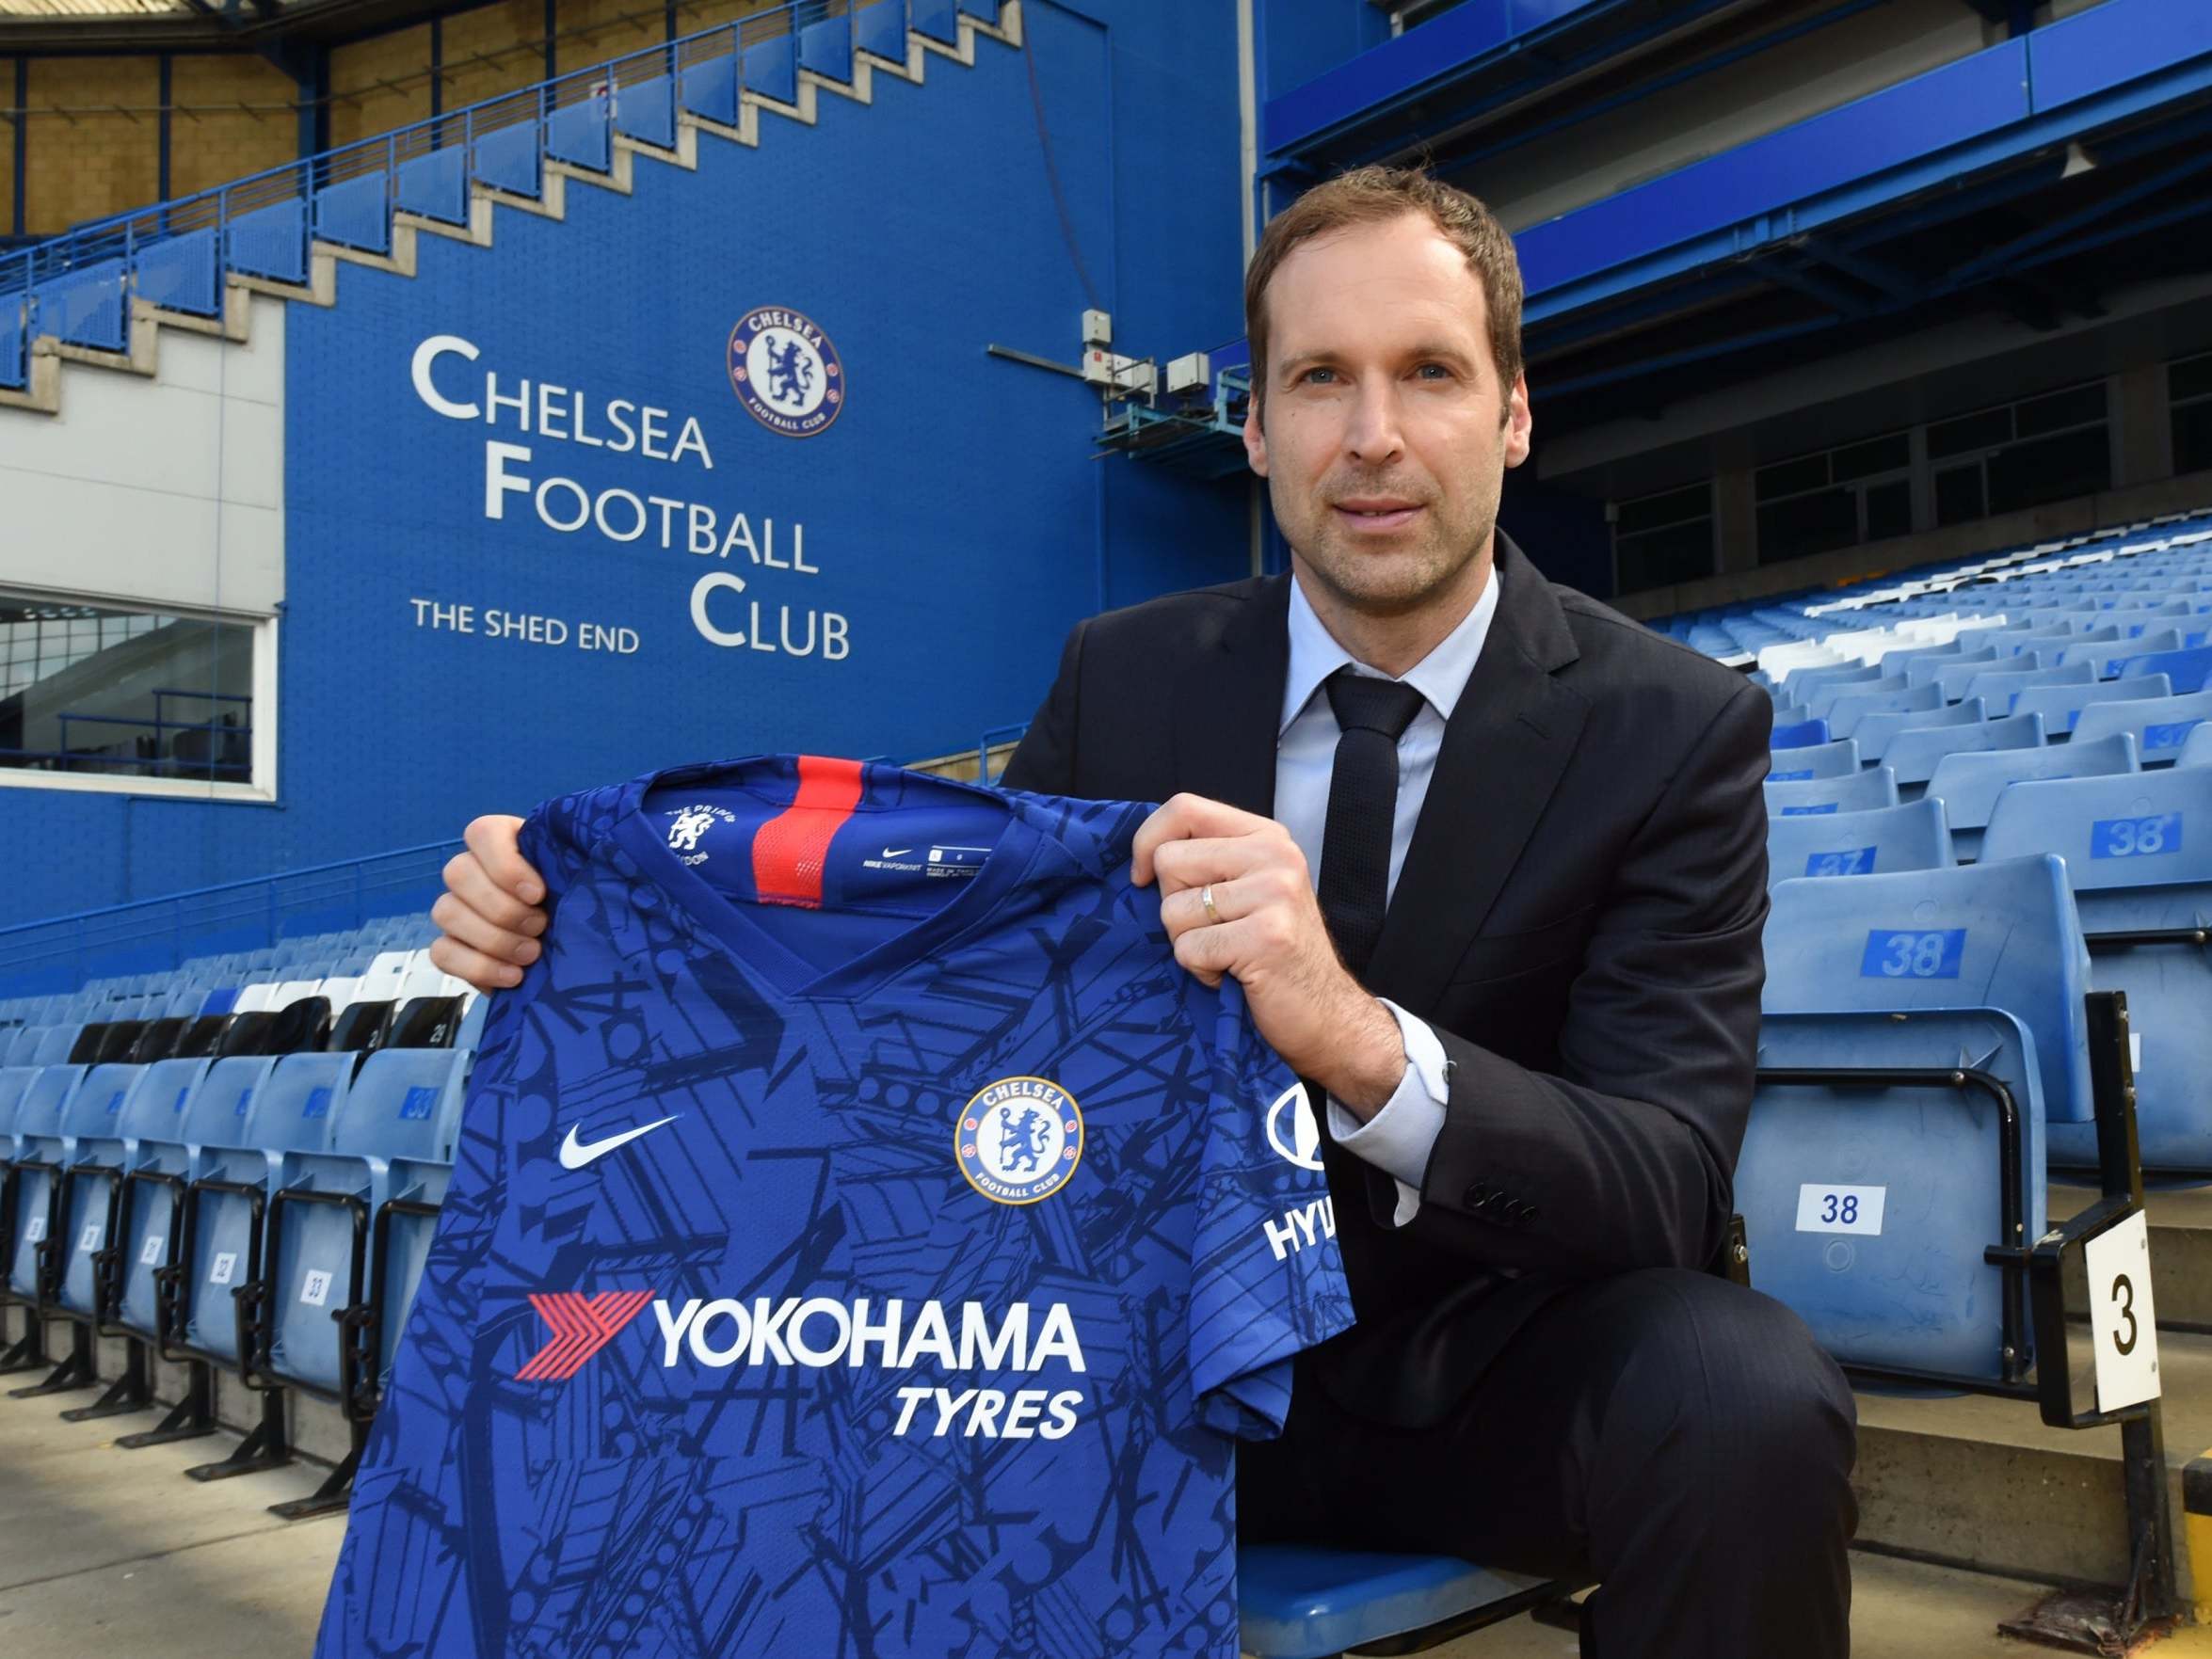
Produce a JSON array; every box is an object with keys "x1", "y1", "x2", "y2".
[{"x1": 1317, "y1": 670, "x2": 1428, "y2": 981}]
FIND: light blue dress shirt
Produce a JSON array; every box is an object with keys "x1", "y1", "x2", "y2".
[{"x1": 1274, "y1": 564, "x2": 1502, "y2": 1224}]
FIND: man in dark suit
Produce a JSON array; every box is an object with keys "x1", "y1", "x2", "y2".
[{"x1": 431, "y1": 167, "x2": 1854, "y2": 1657}]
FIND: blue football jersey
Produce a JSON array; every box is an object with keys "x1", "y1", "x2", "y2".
[{"x1": 317, "y1": 755, "x2": 1352, "y2": 1658}]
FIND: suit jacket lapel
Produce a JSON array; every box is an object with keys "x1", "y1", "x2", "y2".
[
  {"x1": 1172, "y1": 575, "x2": 1290, "y2": 816},
  {"x1": 1365, "y1": 534, "x2": 1588, "y2": 1012}
]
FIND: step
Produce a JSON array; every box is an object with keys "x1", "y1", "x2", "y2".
[
  {"x1": 1851, "y1": 1325, "x2": 2212, "y2": 1588},
  {"x1": 2053, "y1": 1180, "x2": 2212, "y2": 1332}
]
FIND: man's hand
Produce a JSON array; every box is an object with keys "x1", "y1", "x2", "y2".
[
  {"x1": 1131, "y1": 793, "x2": 1405, "y2": 1117},
  {"x1": 428, "y1": 815, "x2": 548, "y2": 993}
]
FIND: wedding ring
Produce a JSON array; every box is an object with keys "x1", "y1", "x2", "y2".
[{"x1": 1200, "y1": 883, "x2": 1222, "y2": 925}]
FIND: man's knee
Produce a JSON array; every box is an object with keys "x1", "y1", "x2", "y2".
[{"x1": 1595, "y1": 1270, "x2": 1855, "y2": 1488}]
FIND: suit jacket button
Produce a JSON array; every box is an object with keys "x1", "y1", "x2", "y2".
[{"x1": 1464, "y1": 1184, "x2": 1485, "y2": 1208}]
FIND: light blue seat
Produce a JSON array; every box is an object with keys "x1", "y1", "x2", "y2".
[
  {"x1": 5, "y1": 1065, "x2": 89, "y2": 1303},
  {"x1": 1925, "y1": 733, "x2": 2138, "y2": 861},
  {"x1": 1239, "y1": 1544, "x2": 1563, "y2": 1659},
  {"x1": 262, "y1": 1045, "x2": 470, "y2": 1401},
  {"x1": 1906, "y1": 646, "x2": 1997, "y2": 691},
  {"x1": 1828, "y1": 683, "x2": 1941, "y2": 741},
  {"x1": 2176, "y1": 725, "x2": 2212, "y2": 769},
  {"x1": 1886, "y1": 712, "x2": 2045, "y2": 796},
  {"x1": 1963, "y1": 662, "x2": 2092, "y2": 710},
  {"x1": 107, "y1": 1055, "x2": 226, "y2": 1347},
  {"x1": 1770, "y1": 718, "x2": 1831, "y2": 750},
  {"x1": 1741, "y1": 857, "x2": 2092, "y2": 1381},
  {"x1": 1806, "y1": 674, "x2": 1908, "y2": 722},
  {"x1": 48, "y1": 1062, "x2": 153, "y2": 1319},
  {"x1": 2119, "y1": 645, "x2": 2212, "y2": 695},
  {"x1": 1766, "y1": 767, "x2": 1899, "y2": 818},
  {"x1": 1854, "y1": 700, "x2": 1988, "y2": 763},
  {"x1": 1784, "y1": 663, "x2": 1884, "y2": 707},
  {"x1": 177, "y1": 1052, "x2": 354, "y2": 1365},
  {"x1": 1766, "y1": 798, "x2": 1953, "y2": 887},
  {"x1": 1936, "y1": 652, "x2": 2049, "y2": 705},
  {"x1": 2072, "y1": 689, "x2": 2212, "y2": 766},
  {"x1": 1983, "y1": 769, "x2": 2212, "y2": 1173},
  {"x1": 1766, "y1": 739, "x2": 1859, "y2": 782},
  {"x1": 2065, "y1": 630, "x2": 2181, "y2": 678},
  {"x1": 2012, "y1": 675, "x2": 2173, "y2": 735},
  {"x1": 1996, "y1": 626, "x2": 2112, "y2": 661}
]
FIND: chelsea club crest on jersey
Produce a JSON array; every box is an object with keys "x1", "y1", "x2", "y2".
[
  {"x1": 727, "y1": 306, "x2": 844, "y2": 438},
  {"x1": 956, "y1": 1076, "x2": 1083, "y2": 1204}
]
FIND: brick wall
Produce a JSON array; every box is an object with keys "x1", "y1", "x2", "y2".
[
  {"x1": 169, "y1": 55, "x2": 297, "y2": 199},
  {"x1": 330, "y1": 24, "x2": 434, "y2": 150},
  {"x1": 24, "y1": 56, "x2": 160, "y2": 233},
  {"x1": 441, "y1": 0, "x2": 546, "y2": 114},
  {"x1": 562, "y1": 0, "x2": 664, "y2": 79},
  {"x1": 1, "y1": 60, "x2": 16, "y2": 233}
]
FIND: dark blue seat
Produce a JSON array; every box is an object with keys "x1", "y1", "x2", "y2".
[
  {"x1": 1766, "y1": 767, "x2": 1898, "y2": 817},
  {"x1": 1770, "y1": 717, "x2": 1831, "y2": 750},
  {"x1": 1740, "y1": 857, "x2": 2092, "y2": 1383},
  {"x1": 1982, "y1": 768, "x2": 2212, "y2": 1173},
  {"x1": 1766, "y1": 798, "x2": 1953, "y2": 887},
  {"x1": 1765, "y1": 738, "x2": 1859, "y2": 782},
  {"x1": 1924, "y1": 732, "x2": 2138, "y2": 860},
  {"x1": 1238, "y1": 1542, "x2": 1565, "y2": 1659}
]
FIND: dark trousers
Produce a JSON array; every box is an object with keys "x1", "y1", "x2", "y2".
[{"x1": 1238, "y1": 1268, "x2": 1858, "y2": 1659}]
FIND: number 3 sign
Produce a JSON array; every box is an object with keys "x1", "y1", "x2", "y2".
[{"x1": 2085, "y1": 1212, "x2": 2160, "y2": 1412}]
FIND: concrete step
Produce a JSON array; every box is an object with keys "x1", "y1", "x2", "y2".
[
  {"x1": 1418, "y1": 1551, "x2": 2212, "y2": 1658},
  {"x1": 2053, "y1": 1179, "x2": 2212, "y2": 1332},
  {"x1": 1852, "y1": 1324, "x2": 2212, "y2": 1588}
]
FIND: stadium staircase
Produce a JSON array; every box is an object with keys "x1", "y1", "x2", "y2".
[{"x1": 0, "y1": 0, "x2": 1018, "y2": 417}]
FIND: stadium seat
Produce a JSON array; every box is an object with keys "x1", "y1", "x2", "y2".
[
  {"x1": 1963, "y1": 661, "x2": 2092, "y2": 710},
  {"x1": 1853, "y1": 699, "x2": 1988, "y2": 763},
  {"x1": 2071, "y1": 688, "x2": 2212, "y2": 765},
  {"x1": 1804, "y1": 673, "x2": 1908, "y2": 722},
  {"x1": 2064, "y1": 630, "x2": 2182, "y2": 678},
  {"x1": 1885, "y1": 711, "x2": 2045, "y2": 797},
  {"x1": 1766, "y1": 768, "x2": 1899, "y2": 817},
  {"x1": 1769, "y1": 717, "x2": 1831, "y2": 749},
  {"x1": 1923, "y1": 732, "x2": 2138, "y2": 860},
  {"x1": 2178, "y1": 725, "x2": 2212, "y2": 769},
  {"x1": 1765, "y1": 739, "x2": 1859, "y2": 781},
  {"x1": 1827, "y1": 683, "x2": 1942, "y2": 740},
  {"x1": 2011, "y1": 674, "x2": 2174, "y2": 735},
  {"x1": 1982, "y1": 768, "x2": 2212, "y2": 1173},
  {"x1": 1739, "y1": 856, "x2": 2092, "y2": 1382},
  {"x1": 2119, "y1": 645, "x2": 2212, "y2": 694},
  {"x1": 1765, "y1": 798, "x2": 1953, "y2": 886},
  {"x1": 247, "y1": 1045, "x2": 472, "y2": 1517},
  {"x1": 1238, "y1": 1544, "x2": 1570, "y2": 1659},
  {"x1": 1905, "y1": 646, "x2": 1997, "y2": 691}
]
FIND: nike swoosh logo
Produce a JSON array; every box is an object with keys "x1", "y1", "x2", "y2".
[
  {"x1": 882, "y1": 848, "x2": 913, "y2": 857},
  {"x1": 558, "y1": 1116, "x2": 680, "y2": 1171}
]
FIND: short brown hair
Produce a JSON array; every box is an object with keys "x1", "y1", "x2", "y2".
[{"x1": 1243, "y1": 166, "x2": 1523, "y2": 420}]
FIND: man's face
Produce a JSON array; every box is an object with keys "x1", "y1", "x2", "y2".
[{"x1": 1243, "y1": 213, "x2": 1532, "y2": 619}]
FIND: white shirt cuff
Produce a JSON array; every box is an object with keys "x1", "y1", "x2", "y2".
[{"x1": 1326, "y1": 998, "x2": 1451, "y2": 1227}]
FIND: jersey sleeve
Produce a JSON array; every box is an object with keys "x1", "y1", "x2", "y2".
[{"x1": 1185, "y1": 978, "x2": 1355, "y2": 1441}]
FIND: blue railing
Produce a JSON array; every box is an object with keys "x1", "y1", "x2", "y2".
[
  {"x1": 0, "y1": 839, "x2": 460, "y2": 994},
  {"x1": 0, "y1": 0, "x2": 1001, "y2": 391}
]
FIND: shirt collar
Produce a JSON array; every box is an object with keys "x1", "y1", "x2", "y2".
[{"x1": 1278, "y1": 560, "x2": 1502, "y2": 736}]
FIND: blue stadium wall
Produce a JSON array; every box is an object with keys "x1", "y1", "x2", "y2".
[{"x1": 2, "y1": 0, "x2": 1254, "y2": 929}]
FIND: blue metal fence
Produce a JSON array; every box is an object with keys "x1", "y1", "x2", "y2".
[
  {"x1": 0, "y1": 839, "x2": 459, "y2": 996},
  {"x1": 0, "y1": 0, "x2": 1004, "y2": 391}
]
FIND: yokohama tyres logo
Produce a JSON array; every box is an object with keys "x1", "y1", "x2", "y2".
[{"x1": 516, "y1": 1290, "x2": 655, "y2": 1381}]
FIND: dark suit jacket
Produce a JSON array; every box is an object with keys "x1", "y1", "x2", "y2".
[{"x1": 1002, "y1": 534, "x2": 1773, "y2": 1428}]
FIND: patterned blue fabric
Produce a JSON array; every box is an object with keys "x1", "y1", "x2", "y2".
[{"x1": 317, "y1": 756, "x2": 1352, "y2": 1658}]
